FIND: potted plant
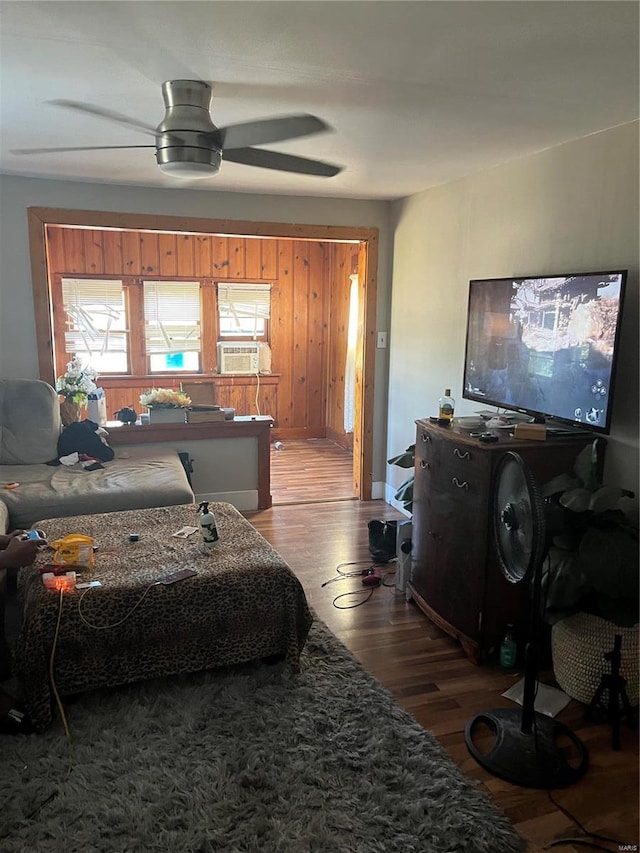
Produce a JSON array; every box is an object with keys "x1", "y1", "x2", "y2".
[
  {"x1": 541, "y1": 439, "x2": 638, "y2": 704},
  {"x1": 139, "y1": 388, "x2": 192, "y2": 424},
  {"x1": 55, "y1": 356, "x2": 98, "y2": 425},
  {"x1": 387, "y1": 444, "x2": 415, "y2": 514}
]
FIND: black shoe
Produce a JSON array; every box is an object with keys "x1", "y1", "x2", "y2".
[{"x1": 368, "y1": 519, "x2": 398, "y2": 563}]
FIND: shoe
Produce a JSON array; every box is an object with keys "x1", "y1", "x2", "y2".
[{"x1": 368, "y1": 519, "x2": 398, "y2": 563}]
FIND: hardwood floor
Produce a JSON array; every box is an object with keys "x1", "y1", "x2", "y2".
[
  {"x1": 245, "y1": 496, "x2": 640, "y2": 853},
  {"x1": 270, "y1": 438, "x2": 354, "y2": 504}
]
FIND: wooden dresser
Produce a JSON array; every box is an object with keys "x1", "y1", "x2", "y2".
[{"x1": 407, "y1": 419, "x2": 598, "y2": 664}]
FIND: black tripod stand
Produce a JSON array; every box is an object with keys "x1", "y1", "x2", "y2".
[{"x1": 585, "y1": 634, "x2": 637, "y2": 750}]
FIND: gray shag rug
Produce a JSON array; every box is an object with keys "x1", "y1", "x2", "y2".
[{"x1": 1, "y1": 618, "x2": 524, "y2": 853}]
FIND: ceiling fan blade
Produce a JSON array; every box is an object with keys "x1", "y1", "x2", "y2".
[
  {"x1": 48, "y1": 100, "x2": 159, "y2": 137},
  {"x1": 218, "y1": 114, "x2": 331, "y2": 150},
  {"x1": 11, "y1": 145, "x2": 156, "y2": 155},
  {"x1": 224, "y1": 147, "x2": 341, "y2": 178}
]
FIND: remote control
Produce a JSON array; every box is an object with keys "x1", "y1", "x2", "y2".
[
  {"x1": 156, "y1": 568, "x2": 197, "y2": 585},
  {"x1": 478, "y1": 433, "x2": 499, "y2": 443},
  {"x1": 24, "y1": 529, "x2": 46, "y2": 542}
]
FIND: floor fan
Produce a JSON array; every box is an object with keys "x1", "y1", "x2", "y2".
[{"x1": 464, "y1": 451, "x2": 589, "y2": 788}]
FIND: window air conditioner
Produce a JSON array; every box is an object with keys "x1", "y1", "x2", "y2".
[{"x1": 217, "y1": 342, "x2": 260, "y2": 375}]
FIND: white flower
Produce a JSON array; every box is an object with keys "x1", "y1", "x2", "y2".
[{"x1": 56, "y1": 356, "x2": 99, "y2": 403}]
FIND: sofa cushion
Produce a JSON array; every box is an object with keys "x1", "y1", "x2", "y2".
[
  {"x1": 0, "y1": 379, "x2": 61, "y2": 464},
  {"x1": 0, "y1": 446, "x2": 194, "y2": 529}
]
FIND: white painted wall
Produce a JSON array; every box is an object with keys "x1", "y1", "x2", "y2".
[
  {"x1": 387, "y1": 122, "x2": 639, "y2": 509},
  {"x1": 2, "y1": 123, "x2": 638, "y2": 503},
  {"x1": 0, "y1": 176, "x2": 392, "y2": 480}
]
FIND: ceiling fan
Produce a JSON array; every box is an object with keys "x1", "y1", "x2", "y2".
[{"x1": 11, "y1": 80, "x2": 342, "y2": 180}]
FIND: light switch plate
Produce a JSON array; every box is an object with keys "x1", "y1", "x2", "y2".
[{"x1": 377, "y1": 331, "x2": 388, "y2": 348}]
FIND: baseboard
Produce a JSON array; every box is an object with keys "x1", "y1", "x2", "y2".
[
  {"x1": 371, "y1": 480, "x2": 386, "y2": 500},
  {"x1": 270, "y1": 427, "x2": 326, "y2": 440},
  {"x1": 326, "y1": 427, "x2": 354, "y2": 452}
]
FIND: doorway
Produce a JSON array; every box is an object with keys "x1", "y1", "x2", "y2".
[
  {"x1": 270, "y1": 438, "x2": 354, "y2": 505},
  {"x1": 27, "y1": 207, "x2": 379, "y2": 500}
]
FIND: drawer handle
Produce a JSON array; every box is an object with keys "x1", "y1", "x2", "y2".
[
  {"x1": 454, "y1": 449, "x2": 470, "y2": 460},
  {"x1": 420, "y1": 460, "x2": 430, "y2": 470},
  {"x1": 452, "y1": 477, "x2": 469, "y2": 490},
  {"x1": 421, "y1": 433, "x2": 431, "y2": 443}
]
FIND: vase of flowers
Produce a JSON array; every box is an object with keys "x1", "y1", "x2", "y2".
[
  {"x1": 56, "y1": 356, "x2": 98, "y2": 426},
  {"x1": 139, "y1": 388, "x2": 191, "y2": 424}
]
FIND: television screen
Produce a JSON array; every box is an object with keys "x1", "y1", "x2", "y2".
[{"x1": 462, "y1": 270, "x2": 627, "y2": 434}]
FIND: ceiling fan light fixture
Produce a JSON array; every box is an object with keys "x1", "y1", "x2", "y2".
[
  {"x1": 157, "y1": 160, "x2": 218, "y2": 179},
  {"x1": 155, "y1": 142, "x2": 222, "y2": 179},
  {"x1": 34, "y1": 80, "x2": 338, "y2": 181}
]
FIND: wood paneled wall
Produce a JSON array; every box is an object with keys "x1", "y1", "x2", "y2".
[{"x1": 45, "y1": 226, "x2": 358, "y2": 439}]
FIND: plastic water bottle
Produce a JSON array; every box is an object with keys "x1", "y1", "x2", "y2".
[
  {"x1": 198, "y1": 501, "x2": 219, "y2": 551},
  {"x1": 500, "y1": 624, "x2": 518, "y2": 669}
]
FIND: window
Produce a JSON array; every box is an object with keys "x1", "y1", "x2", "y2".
[
  {"x1": 143, "y1": 281, "x2": 201, "y2": 372},
  {"x1": 61, "y1": 278, "x2": 128, "y2": 374},
  {"x1": 55, "y1": 276, "x2": 273, "y2": 378},
  {"x1": 217, "y1": 283, "x2": 271, "y2": 339}
]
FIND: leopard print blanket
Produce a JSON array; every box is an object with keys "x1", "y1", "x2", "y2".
[{"x1": 14, "y1": 502, "x2": 313, "y2": 732}]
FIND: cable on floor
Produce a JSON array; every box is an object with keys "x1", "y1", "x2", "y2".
[
  {"x1": 331, "y1": 588, "x2": 377, "y2": 609},
  {"x1": 542, "y1": 788, "x2": 627, "y2": 851},
  {"x1": 321, "y1": 560, "x2": 375, "y2": 587},
  {"x1": 322, "y1": 559, "x2": 396, "y2": 607}
]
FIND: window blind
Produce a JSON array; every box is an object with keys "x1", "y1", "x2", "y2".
[
  {"x1": 62, "y1": 278, "x2": 127, "y2": 354},
  {"x1": 143, "y1": 281, "x2": 201, "y2": 354},
  {"x1": 217, "y1": 283, "x2": 271, "y2": 330}
]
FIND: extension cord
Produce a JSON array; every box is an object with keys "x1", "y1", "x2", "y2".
[
  {"x1": 362, "y1": 568, "x2": 382, "y2": 587},
  {"x1": 42, "y1": 571, "x2": 76, "y2": 591}
]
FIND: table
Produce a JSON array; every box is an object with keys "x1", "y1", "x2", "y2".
[{"x1": 14, "y1": 503, "x2": 313, "y2": 732}]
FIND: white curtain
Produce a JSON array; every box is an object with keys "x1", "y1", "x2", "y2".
[{"x1": 344, "y1": 274, "x2": 359, "y2": 433}]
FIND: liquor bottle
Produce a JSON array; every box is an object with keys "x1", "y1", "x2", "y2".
[
  {"x1": 438, "y1": 389, "x2": 455, "y2": 421},
  {"x1": 500, "y1": 624, "x2": 518, "y2": 669}
]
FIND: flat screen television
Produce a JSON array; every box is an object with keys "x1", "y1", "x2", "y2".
[{"x1": 462, "y1": 270, "x2": 627, "y2": 434}]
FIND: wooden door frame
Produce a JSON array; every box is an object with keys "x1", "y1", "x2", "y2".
[{"x1": 26, "y1": 207, "x2": 379, "y2": 500}]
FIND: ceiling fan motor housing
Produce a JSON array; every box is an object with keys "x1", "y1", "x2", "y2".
[{"x1": 155, "y1": 80, "x2": 222, "y2": 176}]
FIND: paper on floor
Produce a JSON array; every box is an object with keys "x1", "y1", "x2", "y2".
[{"x1": 502, "y1": 678, "x2": 571, "y2": 718}]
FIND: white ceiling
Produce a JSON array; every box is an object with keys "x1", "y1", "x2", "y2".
[{"x1": 0, "y1": 1, "x2": 638, "y2": 201}]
